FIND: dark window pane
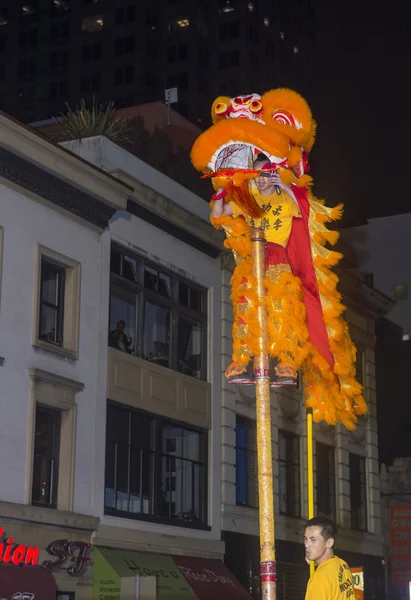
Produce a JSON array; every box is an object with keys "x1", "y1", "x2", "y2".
[
  {"x1": 178, "y1": 317, "x2": 202, "y2": 378},
  {"x1": 278, "y1": 430, "x2": 300, "y2": 517},
  {"x1": 131, "y1": 412, "x2": 153, "y2": 449},
  {"x1": 350, "y1": 453, "x2": 367, "y2": 530},
  {"x1": 39, "y1": 260, "x2": 65, "y2": 346},
  {"x1": 144, "y1": 266, "x2": 171, "y2": 297},
  {"x1": 179, "y1": 282, "x2": 189, "y2": 307},
  {"x1": 235, "y1": 417, "x2": 257, "y2": 507},
  {"x1": 110, "y1": 247, "x2": 122, "y2": 275},
  {"x1": 190, "y1": 288, "x2": 202, "y2": 312},
  {"x1": 143, "y1": 302, "x2": 170, "y2": 367},
  {"x1": 122, "y1": 254, "x2": 138, "y2": 283},
  {"x1": 106, "y1": 404, "x2": 129, "y2": 443},
  {"x1": 316, "y1": 442, "x2": 336, "y2": 520},
  {"x1": 32, "y1": 408, "x2": 60, "y2": 507}
]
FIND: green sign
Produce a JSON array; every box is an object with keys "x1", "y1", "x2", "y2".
[{"x1": 92, "y1": 547, "x2": 197, "y2": 600}]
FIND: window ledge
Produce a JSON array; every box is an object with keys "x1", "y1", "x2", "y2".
[
  {"x1": 104, "y1": 508, "x2": 211, "y2": 532},
  {"x1": 33, "y1": 339, "x2": 78, "y2": 360}
]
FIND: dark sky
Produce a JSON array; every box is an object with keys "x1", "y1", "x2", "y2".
[{"x1": 306, "y1": 1, "x2": 411, "y2": 225}]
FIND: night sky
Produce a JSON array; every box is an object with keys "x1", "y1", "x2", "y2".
[{"x1": 307, "y1": 1, "x2": 411, "y2": 225}]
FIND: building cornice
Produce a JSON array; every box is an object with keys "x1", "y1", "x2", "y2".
[
  {"x1": 337, "y1": 268, "x2": 394, "y2": 320},
  {"x1": 0, "y1": 113, "x2": 131, "y2": 230},
  {"x1": 112, "y1": 170, "x2": 225, "y2": 258}
]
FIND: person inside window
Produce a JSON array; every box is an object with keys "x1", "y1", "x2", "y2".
[{"x1": 109, "y1": 320, "x2": 133, "y2": 353}]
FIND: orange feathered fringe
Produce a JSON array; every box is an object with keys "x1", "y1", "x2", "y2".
[{"x1": 211, "y1": 183, "x2": 366, "y2": 430}]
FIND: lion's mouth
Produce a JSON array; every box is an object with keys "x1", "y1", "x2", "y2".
[{"x1": 209, "y1": 142, "x2": 285, "y2": 172}]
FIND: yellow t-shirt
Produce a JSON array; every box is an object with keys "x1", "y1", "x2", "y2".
[
  {"x1": 305, "y1": 556, "x2": 355, "y2": 600},
  {"x1": 229, "y1": 185, "x2": 300, "y2": 247}
]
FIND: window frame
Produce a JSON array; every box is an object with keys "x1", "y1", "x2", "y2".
[
  {"x1": 235, "y1": 415, "x2": 258, "y2": 508},
  {"x1": 28, "y1": 369, "x2": 83, "y2": 511},
  {"x1": 349, "y1": 453, "x2": 368, "y2": 531},
  {"x1": 109, "y1": 244, "x2": 208, "y2": 381},
  {"x1": 33, "y1": 245, "x2": 81, "y2": 360},
  {"x1": 315, "y1": 442, "x2": 336, "y2": 521},
  {"x1": 278, "y1": 429, "x2": 301, "y2": 517},
  {"x1": 104, "y1": 401, "x2": 209, "y2": 530}
]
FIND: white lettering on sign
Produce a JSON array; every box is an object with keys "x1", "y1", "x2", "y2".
[{"x1": 178, "y1": 566, "x2": 236, "y2": 588}]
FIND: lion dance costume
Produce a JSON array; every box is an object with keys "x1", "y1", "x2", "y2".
[{"x1": 191, "y1": 89, "x2": 366, "y2": 430}]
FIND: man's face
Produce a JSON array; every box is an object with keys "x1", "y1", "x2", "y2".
[
  {"x1": 304, "y1": 526, "x2": 334, "y2": 564},
  {"x1": 117, "y1": 321, "x2": 125, "y2": 332},
  {"x1": 254, "y1": 161, "x2": 277, "y2": 195}
]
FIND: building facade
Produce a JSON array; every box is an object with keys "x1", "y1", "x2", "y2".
[
  {"x1": 220, "y1": 258, "x2": 392, "y2": 600},
  {"x1": 0, "y1": 118, "x2": 253, "y2": 599},
  {"x1": 0, "y1": 0, "x2": 315, "y2": 125}
]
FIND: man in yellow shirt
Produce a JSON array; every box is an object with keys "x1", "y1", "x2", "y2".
[{"x1": 304, "y1": 516, "x2": 355, "y2": 600}]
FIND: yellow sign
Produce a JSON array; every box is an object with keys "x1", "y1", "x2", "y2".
[{"x1": 351, "y1": 567, "x2": 364, "y2": 600}]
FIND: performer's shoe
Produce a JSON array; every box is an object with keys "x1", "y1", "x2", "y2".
[
  {"x1": 225, "y1": 362, "x2": 255, "y2": 385},
  {"x1": 270, "y1": 362, "x2": 298, "y2": 387}
]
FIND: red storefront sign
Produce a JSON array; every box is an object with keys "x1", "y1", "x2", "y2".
[
  {"x1": 173, "y1": 555, "x2": 253, "y2": 600},
  {"x1": 0, "y1": 530, "x2": 39, "y2": 566},
  {"x1": 390, "y1": 506, "x2": 411, "y2": 586}
]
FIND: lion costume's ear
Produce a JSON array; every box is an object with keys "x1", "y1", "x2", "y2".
[
  {"x1": 261, "y1": 88, "x2": 316, "y2": 152},
  {"x1": 211, "y1": 96, "x2": 231, "y2": 123}
]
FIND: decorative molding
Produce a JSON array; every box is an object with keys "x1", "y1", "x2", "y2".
[
  {"x1": 0, "y1": 499, "x2": 99, "y2": 532},
  {"x1": 0, "y1": 147, "x2": 117, "y2": 229},
  {"x1": 29, "y1": 368, "x2": 84, "y2": 393}
]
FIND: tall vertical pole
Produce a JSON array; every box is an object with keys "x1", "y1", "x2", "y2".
[
  {"x1": 252, "y1": 228, "x2": 276, "y2": 600},
  {"x1": 307, "y1": 408, "x2": 315, "y2": 576}
]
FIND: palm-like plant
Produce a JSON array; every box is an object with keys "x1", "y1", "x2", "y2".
[{"x1": 54, "y1": 97, "x2": 131, "y2": 144}]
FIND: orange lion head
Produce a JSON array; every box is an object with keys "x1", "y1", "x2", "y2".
[{"x1": 191, "y1": 88, "x2": 316, "y2": 186}]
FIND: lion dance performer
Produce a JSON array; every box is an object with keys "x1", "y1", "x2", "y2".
[{"x1": 191, "y1": 89, "x2": 366, "y2": 430}]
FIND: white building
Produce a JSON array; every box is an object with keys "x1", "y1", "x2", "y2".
[
  {"x1": 343, "y1": 214, "x2": 411, "y2": 337},
  {"x1": 0, "y1": 118, "x2": 245, "y2": 599}
]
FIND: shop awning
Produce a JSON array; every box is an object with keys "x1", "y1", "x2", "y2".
[
  {"x1": 93, "y1": 547, "x2": 253, "y2": 600},
  {"x1": 0, "y1": 564, "x2": 57, "y2": 599}
]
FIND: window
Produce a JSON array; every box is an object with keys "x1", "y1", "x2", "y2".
[
  {"x1": 114, "y1": 65, "x2": 134, "y2": 85},
  {"x1": 167, "y1": 43, "x2": 188, "y2": 63},
  {"x1": 218, "y1": 50, "x2": 239, "y2": 69},
  {"x1": 236, "y1": 416, "x2": 258, "y2": 507},
  {"x1": 115, "y1": 5, "x2": 135, "y2": 25},
  {"x1": 355, "y1": 348, "x2": 364, "y2": 386},
  {"x1": 349, "y1": 453, "x2": 367, "y2": 531},
  {"x1": 0, "y1": 35, "x2": 6, "y2": 51},
  {"x1": 81, "y1": 14, "x2": 103, "y2": 32},
  {"x1": 278, "y1": 430, "x2": 300, "y2": 517},
  {"x1": 32, "y1": 406, "x2": 60, "y2": 508},
  {"x1": 109, "y1": 246, "x2": 207, "y2": 380},
  {"x1": 18, "y1": 57, "x2": 37, "y2": 78},
  {"x1": 50, "y1": 50, "x2": 68, "y2": 70},
  {"x1": 81, "y1": 72, "x2": 101, "y2": 92},
  {"x1": 50, "y1": 20, "x2": 69, "y2": 42},
  {"x1": 49, "y1": 78, "x2": 68, "y2": 99},
  {"x1": 394, "y1": 283, "x2": 408, "y2": 301},
  {"x1": 81, "y1": 42, "x2": 101, "y2": 61},
  {"x1": 166, "y1": 72, "x2": 187, "y2": 91},
  {"x1": 38, "y1": 260, "x2": 65, "y2": 346},
  {"x1": 114, "y1": 35, "x2": 135, "y2": 55},
  {"x1": 19, "y1": 28, "x2": 38, "y2": 51},
  {"x1": 316, "y1": 442, "x2": 336, "y2": 520},
  {"x1": 29, "y1": 369, "x2": 83, "y2": 511},
  {"x1": 219, "y1": 21, "x2": 239, "y2": 41},
  {"x1": 105, "y1": 403, "x2": 207, "y2": 527},
  {"x1": 34, "y1": 246, "x2": 81, "y2": 359}
]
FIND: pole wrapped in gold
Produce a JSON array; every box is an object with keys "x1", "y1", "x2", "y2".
[{"x1": 252, "y1": 228, "x2": 276, "y2": 599}]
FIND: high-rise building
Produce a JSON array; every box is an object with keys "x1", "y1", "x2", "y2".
[{"x1": 0, "y1": 0, "x2": 315, "y2": 125}]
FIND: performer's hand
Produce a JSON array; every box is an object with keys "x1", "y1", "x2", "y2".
[{"x1": 266, "y1": 172, "x2": 282, "y2": 186}]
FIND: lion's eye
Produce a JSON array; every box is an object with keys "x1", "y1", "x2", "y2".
[
  {"x1": 215, "y1": 102, "x2": 228, "y2": 115},
  {"x1": 250, "y1": 99, "x2": 263, "y2": 113},
  {"x1": 272, "y1": 110, "x2": 295, "y2": 126}
]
